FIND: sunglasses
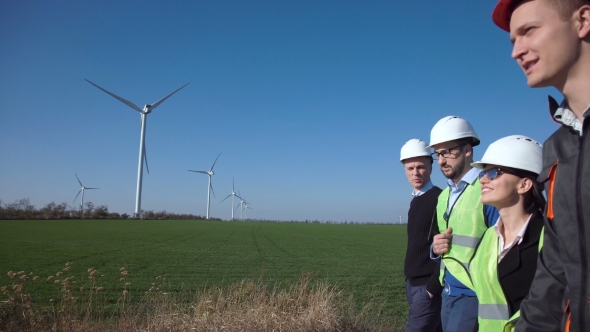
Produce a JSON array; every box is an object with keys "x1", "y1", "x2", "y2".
[{"x1": 478, "y1": 167, "x2": 514, "y2": 181}]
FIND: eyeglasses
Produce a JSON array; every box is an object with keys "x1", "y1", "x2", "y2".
[
  {"x1": 431, "y1": 144, "x2": 465, "y2": 159},
  {"x1": 478, "y1": 168, "x2": 514, "y2": 181}
]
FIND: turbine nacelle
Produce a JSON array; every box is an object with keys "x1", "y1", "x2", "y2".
[{"x1": 143, "y1": 105, "x2": 152, "y2": 114}]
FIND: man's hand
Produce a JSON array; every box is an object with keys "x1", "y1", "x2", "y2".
[{"x1": 433, "y1": 227, "x2": 452, "y2": 255}]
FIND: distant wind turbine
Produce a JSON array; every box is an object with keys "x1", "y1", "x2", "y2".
[
  {"x1": 220, "y1": 178, "x2": 242, "y2": 220},
  {"x1": 189, "y1": 153, "x2": 221, "y2": 219},
  {"x1": 234, "y1": 194, "x2": 246, "y2": 220},
  {"x1": 85, "y1": 79, "x2": 189, "y2": 218},
  {"x1": 243, "y1": 204, "x2": 252, "y2": 220},
  {"x1": 73, "y1": 173, "x2": 99, "y2": 214}
]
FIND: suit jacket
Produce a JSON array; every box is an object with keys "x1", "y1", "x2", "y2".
[{"x1": 497, "y1": 211, "x2": 545, "y2": 316}]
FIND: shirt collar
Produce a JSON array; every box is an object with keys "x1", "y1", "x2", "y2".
[
  {"x1": 493, "y1": 213, "x2": 534, "y2": 246},
  {"x1": 550, "y1": 97, "x2": 590, "y2": 136},
  {"x1": 412, "y1": 181, "x2": 434, "y2": 197},
  {"x1": 446, "y1": 167, "x2": 479, "y2": 191}
]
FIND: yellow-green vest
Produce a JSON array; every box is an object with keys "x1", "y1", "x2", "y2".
[
  {"x1": 437, "y1": 178, "x2": 488, "y2": 290},
  {"x1": 470, "y1": 226, "x2": 545, "y2": 332}
]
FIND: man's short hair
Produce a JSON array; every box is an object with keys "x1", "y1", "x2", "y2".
[
  {"x1": 455, "y1": 138, "x2": 475, "y2": 149},
  {"x1": 511, "y1": 0, "x2": 590, "y2": 21}
]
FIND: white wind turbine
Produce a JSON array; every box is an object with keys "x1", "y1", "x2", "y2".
[
  {"x1": 243, "y1": 203, "x2": 252, "y2": 220},
  {"x1": 73, "y1": 173, "x2": 99, "y2": 215},
  {"x1": 220, "y1": 178, "x2": 242, "y2": 220},
  {"x1": 234, "y1": 194, "x2": 246, "y2": 220},
  {"x1": 189, "y1": 153, "x2": 221, "y2": 219},
  {"x1": 85, "y1": 79, "x2": 189, "y2": 218}
]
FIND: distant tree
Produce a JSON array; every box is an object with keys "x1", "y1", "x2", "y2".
[
  {"x1": 92, "y1": 205, "x2": 109, "y2": 219},
  {"x1": 83, "y1": 202, "x2": 94, "y2": 218},
  {"x1": 41, "y1": 202, "x2": 57, "y2": 219}
]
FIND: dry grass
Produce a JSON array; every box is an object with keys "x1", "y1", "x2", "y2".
[{"x1": 0, "y1": 264, "x2": 401, "y2": 332}]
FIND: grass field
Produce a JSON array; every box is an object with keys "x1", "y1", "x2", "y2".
[{"x1": 0, "y1": 219, "x2": 408, "y2": 328}]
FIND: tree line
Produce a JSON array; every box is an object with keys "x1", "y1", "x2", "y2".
[{"x1": 0, "y1": 198, "x2": 217, "y2": 220}]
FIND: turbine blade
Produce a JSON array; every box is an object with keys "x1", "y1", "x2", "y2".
[
  {"x1": 210, "y1": 153, "x2": 221, "y2": 172},
  {"x1": 75, "y1": 173, "x2": 83, "y2": 187},
  {"x1": 149, "y1": 83, "x2": 190, "y2": 110},
  {"x1": 232, "y1": 177, "x2": 235, "y2": 192},
  {"x1": 85, "y1": 79, "x2": 143, "y2": 113},
  {"x1": 210, "y1": 178, "x2": 216, "y2": 198},
  {"x1": 234, "y1": 204, "x2": 241, "y2": 212},
  {"x1": 220, "y1": 194, "x2": 232, "y2": 203},
  {"x1": 143, "y1": 137, "x2": 150, "y2": 174},
  {"x1": 189, "y1": 170, "x2": 208, "y2": 174},
  {"x1": 73, "y1": 189, "x2": 82, "y2": 203}
]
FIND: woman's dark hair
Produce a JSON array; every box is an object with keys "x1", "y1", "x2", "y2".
[{"x1": 510, "y1": 168, "x2": 546, "y2": 214}]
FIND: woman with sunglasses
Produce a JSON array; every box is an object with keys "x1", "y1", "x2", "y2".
[{"x1": 468, "y1": 135, "x2": 545, "y2": 332}]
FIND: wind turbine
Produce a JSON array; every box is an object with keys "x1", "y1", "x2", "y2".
[
  {"x1": 85, "y1": 79, "x2": 189, "y2": 218},
  {"x1": 73, "y1": 173, "x2": 99, "y2": 215},
  {"x1": 234, "y1": 194, "x2": 246, "y2": 220},
  {"x1": 220, "y1": 178, "x2": 242, "y2": 220},
  {"x1": 189, "y1": 153, "x2": 221, "y2": 219},
  {"x1": 243, "y1": 203, "x2": 252, "y2": 220}
]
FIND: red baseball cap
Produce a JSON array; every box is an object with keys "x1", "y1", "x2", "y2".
[{"x1": 492, "y1": 0, "x2": 517, "y2": 32}]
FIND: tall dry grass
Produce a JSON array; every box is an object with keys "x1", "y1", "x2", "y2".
[{"x1": 0, "y1": 264, "x2": 401, "y2": 331}]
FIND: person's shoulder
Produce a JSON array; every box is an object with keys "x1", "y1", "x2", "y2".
[
  {"x1": 431, "y1": 186, "x2": 443, "y2": 195},
  {"x1": 420, "y1": 186, "x2": 442, "y2": 198}
]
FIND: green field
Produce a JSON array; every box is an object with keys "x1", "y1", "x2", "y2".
[{"x1": 0, "y1": 220, "x2": 408, "y2": 324}]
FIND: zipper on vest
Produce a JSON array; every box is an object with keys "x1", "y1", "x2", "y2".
[
  {"x1": 576, "y1": 119, "x2": 588, "y2": 329},
  {"x1": 442, "y1": 256, "x2": 473, "y2": 286}
]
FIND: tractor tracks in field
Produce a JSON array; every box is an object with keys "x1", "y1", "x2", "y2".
[
  {"x1": 259, "y1": 227, "x2": 288, "y2": 255},
  {"x1": 187, "y1": 228, "x2": 238, "y2": 264},
  {"x1": 250, "y1": 225, "x2": 291, "y2": 258}
]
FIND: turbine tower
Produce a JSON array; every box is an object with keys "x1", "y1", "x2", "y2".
[
  {"x1": 73, "y1": 173, "x2": 99, "y2": 215},
  {"x1": 189, "y1": 153, "x2": 221, "y2": 219},
  {"x1": 220, "y1": 178, "x2": 242, "y2": 220},
  {"x1": 85, "y1": 79, "x2": 189, "y2": 218}
]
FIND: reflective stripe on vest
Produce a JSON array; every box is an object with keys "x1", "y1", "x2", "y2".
[
  {"x1": 470, "y1": 226, "x2": 545, "y2": 332},
  {"x1": 437, "y1": 178, "x2": 487, "y2": 289}
]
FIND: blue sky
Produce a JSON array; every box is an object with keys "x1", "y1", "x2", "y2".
[{"x1": 0, "y1": 1, "x2": 559, "y2": 222}]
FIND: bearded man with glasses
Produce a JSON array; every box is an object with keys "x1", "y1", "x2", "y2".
[{"x1": 428, "y1": 116, "x2": 499, "y2": 332}]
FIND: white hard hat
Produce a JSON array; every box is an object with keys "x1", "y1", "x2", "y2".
[
  {"x1": 427, "y1": 116, "x2": 480, "y2": 148},
  {"x1": 471, "y1": 135, "x2": 543, "y2": 175},
  {"x1": 400, "y1": 139, "x2": 431, "y2": 163}
]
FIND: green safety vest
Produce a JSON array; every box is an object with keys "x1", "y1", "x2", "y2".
[
  {"x1": 470, "y1": 226, "x2": 544, "y2": 332},
  {"x1": 437, "y1": 178, "x2": 488, "y2": 289}
]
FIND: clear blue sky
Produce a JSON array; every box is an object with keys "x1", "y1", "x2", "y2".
[{"x1": 0, "y1": 0, "x2": 559, "y2": 222}]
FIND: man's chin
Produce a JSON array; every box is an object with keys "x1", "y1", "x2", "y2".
[{"x1": 526, "y1": 75, "x2": 551, "y2": 88}]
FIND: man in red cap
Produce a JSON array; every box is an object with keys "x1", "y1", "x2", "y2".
[{"x1": 491, "y1": 1, "x2": 590, "y2": 331}]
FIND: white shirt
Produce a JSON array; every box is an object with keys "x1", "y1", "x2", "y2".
[
  {"x1": 553, "y1": 100, "x2": 590, "y2": 136},
  {"x1": 494, "y1": 214, "x2": 533, "y2": 262},
  {"x1": 412, "y1": 181, "x2": 434, "y2": 197}
]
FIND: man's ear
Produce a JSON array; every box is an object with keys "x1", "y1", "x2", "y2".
[
  {"x1": 575, "y1": 5, "x2": 590, "y2": 39},
  {"x1": 464, "y1": 144, "x2": 473, "y2": 158}
]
